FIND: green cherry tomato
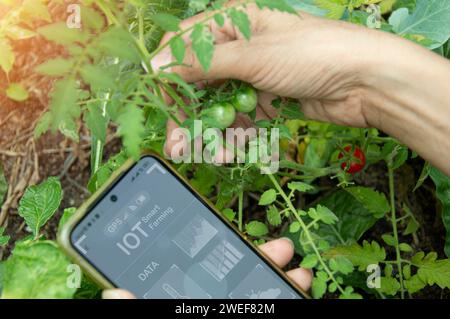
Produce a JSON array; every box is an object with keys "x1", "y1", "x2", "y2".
[
  {"x1": 232, "y1": 86, "x2": 257, "y2": 113},
  {"x1": 206, "y1": 102, "x2": 236, "y2": 129}
]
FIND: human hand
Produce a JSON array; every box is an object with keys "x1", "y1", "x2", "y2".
[
  {"x1": 154, "y1": 2, "x2": 450, "y2": 176},
  {"x1": 152, "y1": 2, "x2": 392, "y2": 134},
  {"x1": 102, "y1": 238, "x2": 312, "y2": 299}
]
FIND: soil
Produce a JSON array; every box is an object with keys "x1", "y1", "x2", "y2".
[{"x1": 0, "y1": 92, "x2": 122, "y2": 257}]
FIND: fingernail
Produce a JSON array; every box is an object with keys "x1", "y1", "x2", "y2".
[
  {"x1": 151, "y1": 49, "x2": 172, "y2": 73},
  {"x1": 102, "y1": 289, "x2": 135, "y2": 299},
  {"x1": 281, "y1": 237, "x2": 295, "y2": 250}
]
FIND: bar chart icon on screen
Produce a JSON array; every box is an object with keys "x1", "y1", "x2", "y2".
[
  {"x1": 200, "y1": 239, "x2": 244, "y2": 281},
  {"x1": 172, "y1": 214, "x2": 218, "y2": 258}
]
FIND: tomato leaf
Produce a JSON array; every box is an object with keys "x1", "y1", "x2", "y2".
[
  {"x1": 58, "y1": 207, "x2": 76, "y2": 232},
  {"x1": 6, "y1": 83, "x2": 29, "y2": 102},
  {"x1": 405, "y1": 274, "x2": 427, "y2": 294},
  {"x1": 80, "y1": 64, "x2": 117, "y2": 91},
  {"x1": 301, "y1": 254, "x2": 318, "y2": 268},
  {"x1": 413, "y1": 161, "x2": 430, "y2": 191},
  {"x1": 227, "y1": 8, "x2": 251, "y2": 40},
  {"x1": 289, "y1": 221, "x2": 301, "y2": 233},
  {"x1": 339, "y1": 286, "x2": 363, "y2": 299},
  {"x1": 170, "y1": 36, "x2": 186, "y2": 64},
  {"x1": 150, "y1": 13, "x2": 181, "y2": 32},
  {"x1": 266, "y1": 206, "x2": 282, "y2": 226},
  {"x1": 382, "y1": 141, "x2": 408, "y2": 169},
  {"x1": 73, "y1": 275, "x2": 101, "y2": 299},
  {"x1": 190, "y1": 23, "x2": 215, "y2": 71},
  {"x1": 97, "y1": 27, "x2": 140, "y2": 63},
  {"x1": 404, "y1": 217, "x2": 420, "y2": 235},
  {"x1": 190, "y1": 166, "x2": 218, "y2": 196},
  {"x1": 21, "y1": 0, "x2": 52, "y2": 23},
  {"x1": 116, "y1": 105, "x2": 145, "y2": 159},
  {"x1": 399, "y1": 243, "x2": 413, "y2": 252},
  {"x1": 4, "y1": 25, "x2": 36, "y2": 40},
  {"x1": 307, "y1": 205, "x2": 338, "y2": 225},
  {"x1": 213, "y1": 13, "x2": 225, "y2": 27},
  {"x1": 345, "y1": 187, "x2": 390, "y2": 218},
  {"x1": 35, "y1": 78, "x2": 80, "y2": 141},
  {"x1": 81, "y1": 6, "x2": 105, "y2": 30},
  {"x1": 390, "y1": 0, "x2": 450, "y2": 49},
  {"x1": 413, "y1": 252, "x2": 450, "y2": 290},
  {"x1": 38, "y1": 22, "x2": 85, "y2": 45},
  {"x1": 1, "y1": 241, "x2": 75, "y2": 298},
  {"x1": 287, "y1": 181, "x2": 314, "y2": 192},
  {"x1": 35, "y1": 58, "x2": 74, "y2": 76},
  {"x1": 189, "y1": 0, "x2": 209, "y2": 12},
  {"x1": 378, "y1": 277, "x2": 401, "y2": 296},
  {"x1": 323, "y1": 241, "x2": 386, "y2": 271},
  {"x1": 0, "y1": 227, "x2": 10, "y2": 247},
  {"x1": 334, "y1": 256, "x2": 354, "y2": 275},
  {"x1": 255, "y1": 0, "x2": 298, "y2": 14},
  {"x1": 18, "y1": 177, "x2": 62, "y2": 237},
  {"x1": 87, "y1": 151, "x2": 128, "y2": 193},
  {"x1": 285, "y1": 189, "x2": 383, "y2": 253},
  {"x1": 259, "y1": 189, "x2": 277, "y2": 205},
  {"x1": 0, "y1": 37, "x2": 15, "y2": 74},
  {"x1": 222, "y1": 208, "x2": 236, "y2": 222},
  {"x1": 312, "y1": 276, "x2": 327, "y2": 298},
  {"x1": 245, "y1": 221, "x2": 269, "y2": 237},
  {"x1": 314, "y1": 0, "x2": 346, "y2": 19},
  {"x1": 159, "y1": 73, "x2": 197, "y2": 99},
  {"x1": 381, "y1": 234, "x2": 396, "y2": 246},
  {"x1": 304, "y1": 138, "x2": 333, "y2": 173}
]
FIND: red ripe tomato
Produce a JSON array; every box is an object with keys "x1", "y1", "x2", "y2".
[{"x1": 338, "y1": 145, "x2": 366, "y2": 174}]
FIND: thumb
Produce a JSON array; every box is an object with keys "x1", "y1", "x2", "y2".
[{"x1": 151, "y1": 39, "x2": 253, "y2": 83}]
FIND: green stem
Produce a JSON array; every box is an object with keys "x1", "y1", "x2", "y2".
[
  {"x1": 376, "y1": 290, "x2": 387, "y2": 300},
  {"x1": 96, "y1": 0, "x2": 119, "y2": 25},
  {"x1": 395, "y1": 215, "x2": 409, "y2": 222},
  {"x1": 138, "y1": 7, "x2": 145, "y2": 46},
  {"x1": 267, "y1": 173, "x2": 345, "y2": 296},
  {"x1": 381, "y1": 259, "x2": 412, "y2": 265},
  {"x1": 91, "y1": 91, "x2": 110, "y2": 173},
  {"x1": 306, "y1": 219, "x2": 318, "y2": 229},
  {"x1": 97, "y1": 0, "x2": 153, "y2": 72},
  {"x1": 238, "y1": 189, "x2": 244, "y2": 232},
  {"x1": 388, "y1": 163, "x2": 405, "y2": 299}
]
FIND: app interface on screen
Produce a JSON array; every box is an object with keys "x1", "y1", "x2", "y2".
[{"x1": 71, "y1": 156, "x2": 302, "y2": 299}]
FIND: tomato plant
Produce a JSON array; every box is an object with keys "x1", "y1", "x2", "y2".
[{"x1": 0, "y1": 0, "x2": 450, "y2": 300}]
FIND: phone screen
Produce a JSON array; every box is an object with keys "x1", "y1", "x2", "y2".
[{"x1": 70, "y1": 155, "x2": 303, "y2": 299}]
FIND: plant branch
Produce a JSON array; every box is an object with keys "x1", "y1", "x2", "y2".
[
  {"x1": 388, "y1": 163, "x2": 405, "y2": 299},
  {"x1": 238, "y1": 188, "x2": 244, "y2": 232},
  {"x1": 267, "y1": 173, "x2": 346, "y2": 296}
]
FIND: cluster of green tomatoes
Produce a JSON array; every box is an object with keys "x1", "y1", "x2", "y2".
[
  {"x1": 197, "y1": 82, "x2": 367, "y2": 175},
  {"x1": 201, "y1": 84, "x2": 258, "y2": 129}
]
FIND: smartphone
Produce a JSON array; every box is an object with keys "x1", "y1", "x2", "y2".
[{"x1": 59, "y1": 153, "x2": 308, "y2": 299}]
